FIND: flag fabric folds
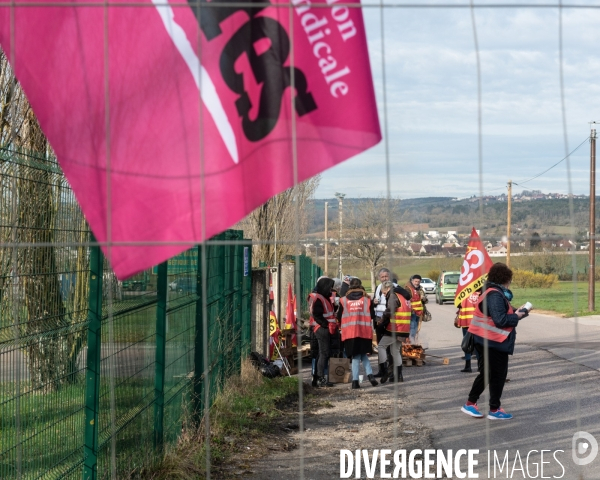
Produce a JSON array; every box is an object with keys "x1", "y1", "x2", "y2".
[
  {"x1": 0, "y1": 0, "x2": 381, "y2": 278},
  {"x1": 454, "y1": 228, "x2": 495, "y2": 307},
  {"x1": 284, "y1": 283, "x2": 297, "y2": 347},
  {"x1": 269, "y1": 310, "x2": 280, "y2": 360}
]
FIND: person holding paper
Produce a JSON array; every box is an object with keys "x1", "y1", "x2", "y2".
[{"x1": 461, "y1": 263, "x2": 530, "y2": 420}]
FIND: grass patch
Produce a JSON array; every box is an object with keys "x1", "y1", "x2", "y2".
[
  {"x1": 139, "y1": 361, "x2": 303, "y2": 479},
  {"x1": 340, "y1": 257, "x2": 465, "y2": 292},
  {"x1": 512, "y1": 281, "x2": 600, "y2": 317}
]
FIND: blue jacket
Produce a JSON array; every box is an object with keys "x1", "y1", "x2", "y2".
[{"x1": 473, "y1": 284, "x2": 521, "y2": 355}]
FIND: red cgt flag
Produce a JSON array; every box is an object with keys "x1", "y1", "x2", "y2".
[
  {"x1": 454, "y1": 228, "x2": 495, "y2": 307},
  {"x1": 0, "y1": 0, "x2": 380, "y2": 279},
  {"x1": 284, "y1": 283, "x2": 297, "y2": 347}
]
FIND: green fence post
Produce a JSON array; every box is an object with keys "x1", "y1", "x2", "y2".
[
  {"x1": 233, "y1": 231, "x2": 243, "y2": 374},
  {"x1": 83, "y1": 236, "x2": 103, "y2": 480},
  {"x1": 153, "y1": 261, "x2": 168, "y2": 450},
  {"x1": 193, "y1": 244, "x2": 205, "y2": 425},
  {"x1": 217, "y1": 234, "x2": 227, "y2": 387},
  {"x1": 241, "y1": 240, "x2": 252, "y2": 357}
]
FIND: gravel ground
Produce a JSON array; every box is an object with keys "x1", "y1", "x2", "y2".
[{"x1": 243, "y1": 361, "x2": 433, "y2": 480}]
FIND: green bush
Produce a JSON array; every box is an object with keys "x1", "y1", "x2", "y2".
[
  {"x1": 512, "y1": 269, "x2": 558, "y2": 289},
  {"x1": 427, "y1": 270, "x2": 441, "y2": 282}
]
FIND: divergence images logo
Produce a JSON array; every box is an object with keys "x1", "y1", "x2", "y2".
[{"x1": 572, "y1": 431, "x2": 599, "y2": 466}]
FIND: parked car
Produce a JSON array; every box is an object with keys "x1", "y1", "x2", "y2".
[
  {"x1": 421, "y1": 277, "x2": 436, "y2": 294},
  {"x1": 169, "y1": 276, "x2": 196, "y2": 294},
  {"x1": 122, "y1": 271, "x2": 149, "y2": 291},
  {"x1": 435, "y1": 271, "x2": 460, "y2": 304}
]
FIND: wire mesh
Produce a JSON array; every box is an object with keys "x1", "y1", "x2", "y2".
[
  {"x1": 2, "y1": 1, "x2": 600, "y2": 479},
  {"x1": 0, "y1": 149, "x2": 256, "y2": 478}
]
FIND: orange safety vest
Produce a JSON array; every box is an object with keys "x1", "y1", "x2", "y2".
[
  {"x1": 457, "y1": 292, "x2": 480, "y2": 328},
  {"x1": 339, "y1": 296, "x2": 372, "y2": 341},
  {"x1": 407, "y1": 284, "x2": 423, "y2": 316},
  {"x1": 308, "y1": 293, "x2": 336, "y2": 333},
  {"x1": 467, "y1": 288, "x2": 514, "y2": 342},
  {"x1": 386, "y1": 293, "x2": 412, "y2": 334}
]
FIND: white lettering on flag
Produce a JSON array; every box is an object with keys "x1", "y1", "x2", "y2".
[{"x1": 152, "y1": 0, "x2": 239, "y2": 164}]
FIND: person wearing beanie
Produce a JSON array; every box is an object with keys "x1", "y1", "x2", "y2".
[
  {"x1": 308, "y1": 277, "x2": 336, "y2": 388},
  {"x1": 337, "y1": 278, "x2": 378, "y2": 389}
]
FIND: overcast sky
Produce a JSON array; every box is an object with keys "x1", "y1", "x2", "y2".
[{"x1": 315, "y1": 1, "x2": 600, "y2": 199}]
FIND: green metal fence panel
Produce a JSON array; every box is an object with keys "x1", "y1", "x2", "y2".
[
  {"x1": 162, "y1": 251, "x2": 196, "y2": 448},
  {"x1": 1, "y1": 148, "x2": 252, "y2": 479},
  {"x1": 1, "y1": 149, "x2": 94, "y2": 480},
  {"x1": 291, "y1": 254, "x2": 323, "y2": 318}
]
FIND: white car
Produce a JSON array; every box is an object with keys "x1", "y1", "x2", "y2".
[{"x1": 421, "y1": 277, "x2": 436, "y2": 294}]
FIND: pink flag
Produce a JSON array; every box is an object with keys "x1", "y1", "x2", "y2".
[{"x1": 0, "y1": 0, "x2": 381, "y2": 278}]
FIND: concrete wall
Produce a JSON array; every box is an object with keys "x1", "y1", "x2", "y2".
[
  {"x1": 251, "y1": 262, "x2": 298, "y2": 356},
  {"x1": 251, "y1": 269, "x2": 270, "y2": 357}
]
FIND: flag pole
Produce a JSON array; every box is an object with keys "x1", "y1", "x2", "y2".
[{"x1": 274, "y1": 342, "x2": 291, "y2": 376}]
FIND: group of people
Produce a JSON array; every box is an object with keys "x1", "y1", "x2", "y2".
[
  {"x1": 307, "y1": 268, "x2": 429, "y2": 389},
  {"x1": 308, "y1": 262, "x2": 531, "y2": 421}
]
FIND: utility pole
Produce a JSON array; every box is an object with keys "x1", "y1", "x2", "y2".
[
  {"x1": 507, "y1": 180, "x2": 512, "y2": 267},
  {"x1": 324, "y1": 201, "x2": 328, "y2": 275},
  {"x1": 335, "y1": 192, "x2": 345, "y2": 279},
  {"x1": 589, "y1": 127, "x2": 597, "y2": 311}
]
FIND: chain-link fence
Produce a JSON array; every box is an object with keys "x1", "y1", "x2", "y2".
[{"x1": 0, "y1": 149, "x2": 253, "y2": 478}]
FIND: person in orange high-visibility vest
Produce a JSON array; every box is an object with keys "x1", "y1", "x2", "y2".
[
  {"x1": 337, "y1": 278, "x2": 378, "y2": 389},
  {"x1": 376, "y1": 281, "x2": 412, "y2": 383},
  {"x1": 406, "y1": 274, "x2": 428, "y2": 342},
  {"x1": 454, "y1": 289, "x2": 481, "y2": 373},
  {"x1": 308, "y1": 277, "x2": 336, "y2": 388},
  {"x1": 461, "y1": 263, "x2": 530, "y2": 421}
]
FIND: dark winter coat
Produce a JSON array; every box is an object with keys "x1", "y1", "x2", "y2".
[
  {"x1": 310, "y1": 278, "x2": 335, "y2": 329},
  {"x1": 473, "y1": 282, "x2": 521, "y2": 355}
]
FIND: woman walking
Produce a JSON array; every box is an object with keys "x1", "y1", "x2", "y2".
[
  {"x1": 337, "y1": 278, "x2": 378, "y2": 389},
  {"x1": 461, "y1": 263, "x2": 529, "y2": 420}
]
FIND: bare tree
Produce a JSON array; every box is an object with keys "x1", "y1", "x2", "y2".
[
  {"x1": 0, "y1": 49, "x2": 91, "y2": 391},
  {"x1": 237, "y1": 176, "x2": 320, "y2": 266},
  {"x1": 344, "y1": 198, "x2": 400, "y2": 292}
]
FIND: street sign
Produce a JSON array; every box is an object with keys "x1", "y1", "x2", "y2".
[{"x1": 152, "y1": 247, "x2": 197, "y2": 275}]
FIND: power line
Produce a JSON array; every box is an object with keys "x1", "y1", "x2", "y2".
[{"x1": 513, "y1": 136, "x2": 590, "y2": 187}]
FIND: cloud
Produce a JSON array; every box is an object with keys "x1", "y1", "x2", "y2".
[{"x1": 317, "y1": 5, "x2": 600, "y2": 199}]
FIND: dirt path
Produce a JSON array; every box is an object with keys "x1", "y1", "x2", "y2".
[{"x1": 243, "y1": 365, "x2": 433, "y2": 480}]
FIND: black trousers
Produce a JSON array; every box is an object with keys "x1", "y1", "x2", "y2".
[
  {"x1": 468, "y1": 343, "x2": 509, "y2": 410},
  {"x1": 315, "y1": 327, "x2": 331, "y2": 377}
]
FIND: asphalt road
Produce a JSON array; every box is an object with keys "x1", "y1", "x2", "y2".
[{"x1": 413, "y1": 296, "x2": 600, "y2": 479}]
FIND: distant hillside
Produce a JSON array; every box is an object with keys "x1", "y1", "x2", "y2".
[{"x1": 307, "y1": 196, "x2": 594, "y2": 241}]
